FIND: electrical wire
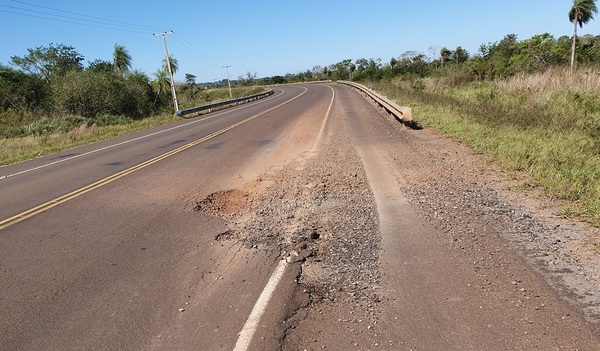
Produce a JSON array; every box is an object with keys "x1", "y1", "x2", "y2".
[
  {"x1": 0, "y1": 8, "x2": 152, "y2": 34},
  {"x1": 9, "y1": 0, "x2": 164, "y2": 32},
  {"x1": 1, "y1": 1, "x2": 229, "y2": 79},
  {"x1": 172, "y1": 33, "x2": 223, "y2": 67},
  {"x1": 0, "y1": 3, "x2": 162, "y2": 34}
]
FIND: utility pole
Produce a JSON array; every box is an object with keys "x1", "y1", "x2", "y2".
[
  {"x1": 223, "y1": 65, "x2": 232, "y2": 99},
  {"x1": 153, "y1": 31, "x2": 179, "y2": 113}
]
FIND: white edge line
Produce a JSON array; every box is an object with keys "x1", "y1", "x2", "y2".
[
  {"x1": 233, "y1": 259, "x2": 288, "y2": 351},
  {"x1": 0, "y1": 89, "x2": 286, "y2": 180},
  {"x1": 311, "y1": 85, "x2": 336, "y2": 152}
]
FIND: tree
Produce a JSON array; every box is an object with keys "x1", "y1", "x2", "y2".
[
  {"x1": 349, "y1": 63, "x2": 356, "y2": 79},
  {"x1": 440, "y1": 47, "x2": 453, "y2": 67},
  {"x1": 569, "y1": 0, "x2": 598, "y2": 71},
  {"x1": 0, "y1": 65, "x2": 49, "y2": 111},
  {"x1": 454, "y1": 46, "x2": 470, "y2": 63},
  {"x1": 184, "y1": 73, "x2": 197, "y2": 87},
  {"x1": 113, "y1": 44, "x2": 132, "y2": 78},
  {"x1": 152, "y1": 68, "x2": 170, "y2": 96},
  {"x1": 428, "y1": 46, "x2": 440, "y2": 68},
  {"x1": 507, "y1": 33, "x2": 561, "y2": 72},
  {"x1": 10, "y1": 43, "x2": 84, "y2": 82},
  {"x1": 238, "y1": 71, "x2": 257, "y2": 86},
  {"x1": 577, "y1": 34, "x2": 600, "y2": 63},
  {"x1": 161, "y1": 55, "x2": 178, "y2": 76},
  {"x1": 87, "y1": 59, "x2": 114, "y2": 74}
]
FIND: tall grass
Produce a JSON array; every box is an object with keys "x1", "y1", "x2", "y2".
[{"x1": 369, "y1": 66, "x2": 600, "y2": 226}]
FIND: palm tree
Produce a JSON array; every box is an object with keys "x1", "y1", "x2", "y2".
[
  {"x1": 161, "y1": 55, "x2": 179, "y2": 76},
  {"x1": 152, "y1": 68, "x2": 170, "y2": 96},
  {"x1": 569, "y1": 0, "x2": 598, "y2": 71},
  {"x1": 113, "y1": 44, "x2": 132, "y2": 78}
]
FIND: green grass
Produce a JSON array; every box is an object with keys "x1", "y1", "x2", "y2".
[
  {"x1": 177, "y1": 86, "x2": 267, "y2": 110},
  {"x1": 0, "y1": 113, "x2": 179, "y2": 165},
  {"x1": 0, "y1": 87, "x2": 270, "y2": 165},
  {"x1": 369, "y1": 68, "x2": 600, "y2": 226}
]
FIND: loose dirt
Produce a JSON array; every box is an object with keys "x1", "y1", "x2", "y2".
[{"x1": 195, "y1": 85, "x2": 600, "y2": 350}]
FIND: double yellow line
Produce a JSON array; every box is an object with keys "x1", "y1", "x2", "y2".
[{"x1": 0, "y1": 88, "x2": 307, "y2": 231}]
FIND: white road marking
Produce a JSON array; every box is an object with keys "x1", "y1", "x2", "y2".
[
  {"x1": 0, "y1": 90, "x2": 285, "y2": 180},
  {"x1": 233, "y1": 259, "x2": 288, "y2": 351},
  {"x1": 311, "y1": 85, "x2": 336, "y2": 152},
  {"x1": 233, "y1": 84, "x2": 331, "y2": 350}
]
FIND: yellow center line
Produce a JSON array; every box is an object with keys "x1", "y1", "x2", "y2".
[{"x1": 0, "y1": 87, "x2": 308, "y2": 231}]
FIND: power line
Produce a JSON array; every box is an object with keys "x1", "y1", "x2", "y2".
[
  {"x1": 0, "y1": 3, "x2": 162, "y2": 34},
  {"x1": 169, "y1": 41, "x2": 221, "y2": 68},
  {"x1": 172, "y1": 33, "x2": 222, "y2": 67},
  {"x1": 2, "y1": 1, "x2": 230, "y2": 84},
  {"x1": 0, "y1": 8, "x2": 152, "y2": 34},
  {"x1": 9, "y1": 0, "x2": 163, "y2": 32}
]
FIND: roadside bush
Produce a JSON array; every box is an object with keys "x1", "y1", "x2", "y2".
[
  {"x1": 0, "y1": 66, "x2": 50, "y2": 112},
  {"x1": 122, "y1": 71, "x2": 157, "y2": 118},
  {"x1": 52, "y1": 70, "x2": 156, "y2": 118},
  {"x1": 52, "y1": 70, "x2": 120, "y2": 117}
]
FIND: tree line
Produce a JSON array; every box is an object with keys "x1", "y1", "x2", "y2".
[
  {"x1": 0, "y1": 42, "x2": 180, "y2": 137},
  {"x1": 258, "y1": 0, "x2": 598, "y2": 85},
  {"x1": 259, "y1": 31, "x2": 599, "y2": 86},
  {"x1": 1, "y1": 0, "x2": 597, "y2": 135}
]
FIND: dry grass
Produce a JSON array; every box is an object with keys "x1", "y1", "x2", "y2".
[
  {"x1": 370, "y1": 66, "x2": 600, "y2": 226},
  {"x1": 497, "y1": 66, "x2": 600, "y2": 94}
]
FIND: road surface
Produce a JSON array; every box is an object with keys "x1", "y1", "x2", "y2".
[{"x1": 1, "y1": 84, "x2": 599, "y2": 350}]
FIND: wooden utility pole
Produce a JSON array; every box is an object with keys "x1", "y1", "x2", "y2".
[
  {"x1": 153, "y1": 31, "x2": 179, "y2": 113},
  {"x1": 224, "y1": 66, "x2": 232, "y2": 99}
]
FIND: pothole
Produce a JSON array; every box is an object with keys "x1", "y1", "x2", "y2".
[{"x1": 194, "y1": 189, "x2": 251, "y2": 216}]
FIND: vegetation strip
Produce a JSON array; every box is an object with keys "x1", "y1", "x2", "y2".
[
  {"x1": 368, "y1": 72, "x2": 600, "y2": 226},
  {"x1": 0, "y1": 88, "x2": 307, "y2": 231}
]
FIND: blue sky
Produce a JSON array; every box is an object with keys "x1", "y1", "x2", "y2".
[{"x1": 1, "y1": 0, "x2": 599, "y2": 83}]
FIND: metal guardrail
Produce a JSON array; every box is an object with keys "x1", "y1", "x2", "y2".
[
  {"x1": 176, "y1": 90, "x2": 275, "y2": 117},
  {"x1": 271, "y1": 80, "x2": 332, "y2": 86},
  {"x1": 338, "y1": 81, "x2": 422, "y2": 129}
]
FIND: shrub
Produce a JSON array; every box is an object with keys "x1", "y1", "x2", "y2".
[
  {"x1": 51, "y1": 70, "x2": 157, "y2": 118},
  {"x1": 0, "y1": 66, "x2": 50, "y2": 112}
]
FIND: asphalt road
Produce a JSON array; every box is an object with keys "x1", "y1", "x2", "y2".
[
  {"x1": 0, "y1": 85, "x2": 334, "y2": 350},
  {"x1": 2, "y1": 83, "x2": 599, "y2": 351}
]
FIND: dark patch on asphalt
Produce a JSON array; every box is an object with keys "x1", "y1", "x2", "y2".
[
  {"x1": 205, "y1": 142, "x2": 225, "y2": 150},
  {"x1": 259, "y1": 139, "x2": 274, "y2": 146},
  {"x1": 159, "y1": 139, "x2": 186, "y2": 148},
  {"x1": 55, "y1": 153, "x2": 80, "y2": 159},
  {"x1": 105, "y1": 162, "x2": 124, "y2": 166}
]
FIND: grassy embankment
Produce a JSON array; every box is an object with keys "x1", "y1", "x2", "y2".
[
  {"x1": 369, "y1": 67, "x2": 600, "y2": 228},
  {"x1": 0, "y1": 86, "x2": 266, "y2": 165}
]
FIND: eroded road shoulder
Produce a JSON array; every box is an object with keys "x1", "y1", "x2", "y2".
[
  {"x1": 336, "y1": 85, "x2": 600, "y2": 350},
  {"x1": 198, "y1": 84, "x2": 600, "y2": 350}
]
